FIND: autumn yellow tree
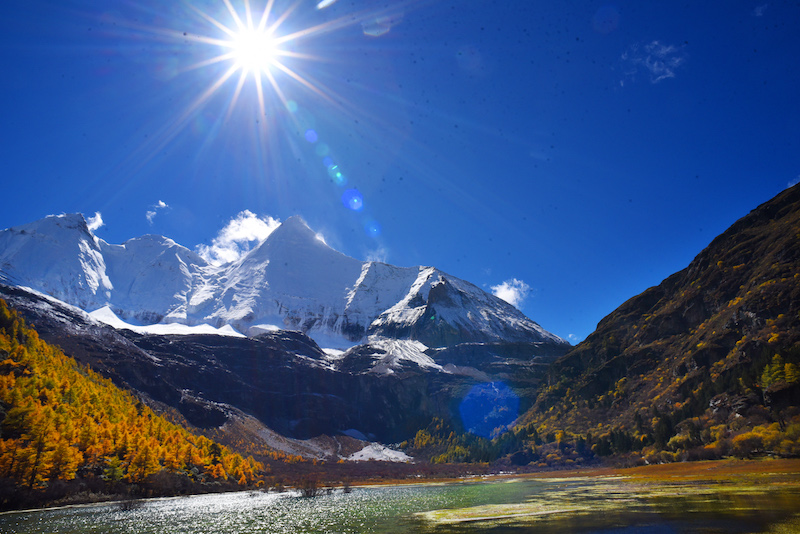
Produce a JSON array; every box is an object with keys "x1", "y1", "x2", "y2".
[{"x1": 0, "y1": 299, "x2": 264, "y2": 491}]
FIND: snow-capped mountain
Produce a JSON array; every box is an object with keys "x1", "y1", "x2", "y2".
[
  {"x1": 0, "y1": 214, "x2": 571, "y2": 443},
  {"x1": 0, "y1": 213, "x2": 567, "y2": 350},
  {"x1": 0, "y1": 213, "x2": 112, "y2": 309}
]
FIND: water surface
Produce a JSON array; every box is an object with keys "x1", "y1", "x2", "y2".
[{"x1": 2, "y1": 475, "x2": 799, "y2": 533}]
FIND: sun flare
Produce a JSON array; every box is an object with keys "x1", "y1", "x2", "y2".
[
  {"x1": 229, "y1": 26, "x2": 279, "y2": 74},
  {"x1": 179, "y1": 0, "x2": 349, "y2": 124},
  {"x1": 127, "y1": 0, "x2": 410, "y2": 166}
]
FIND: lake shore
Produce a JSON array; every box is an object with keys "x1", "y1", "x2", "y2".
[
  {"x1": 521, "y1": 457, "x2": 800, "y2": 482},
  {"x1": 353, "y1": 457, "x2": 800, "y2": 489},
  {"x1": 4, "y1": 457, "x2": 800, "y2": 515}
]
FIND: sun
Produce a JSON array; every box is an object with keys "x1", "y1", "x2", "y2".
[
  {"x1": 188, "y1": 0, "x2": 283, "y2": 73},
  {"x1": 180, "y1": 0, "x2": 345, "y2": 122},
  {"x1": 229, "y1": 25, "x2": 279, "y2": 74},
  {"x1": 136, "y1": 0, "x2": 412, "y2": 157},
  {"x1": 107, "y1": 0, "x2": 416, "y2": 189}
]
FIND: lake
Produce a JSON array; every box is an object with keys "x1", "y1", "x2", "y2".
[{"x1": 2, "y1": 473, "x2": 800, "y2": 533}]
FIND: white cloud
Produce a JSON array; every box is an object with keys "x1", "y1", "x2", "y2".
[
  {"x1": 568, "y1": 334, "x2": 579, "y2": 343},
  {"x1": 753, "y1": 4, "x2": 768, "y2": 17},
  {"x1": 622, "y1": 40, "x2": 687, "y2": 84},
  {"x1": 146, "y1": 200, "x2": 169, "y2": 224},
  {"x1": 86, "y1": 212, "x2": 104, "y2": 232},
  {"x1": 490, "y1": 278, "x2": 531, "y2": 309},
  {"x1": 789, "y1": 176, "x2": 800, "y2": 189},
  {"x1": 366, "y1": 246, "x2": 389, "y2": 263},
  {"x1": 197, "y1": 210, "x2": 281, "y2": 265}
]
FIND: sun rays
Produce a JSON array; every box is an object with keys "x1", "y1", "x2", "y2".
[
  {"x1": 96, "y1": 0, "x2": 425, "y2": 234},
  {"x1": 184, "y1": 0, "x2": 297, "y2": 121},
  {"x1": 179, "y1": 0, "x2": 358, "y2": 126},
  {"x1": 102, "y1": 0, "x2": 424, "y2": 168}
]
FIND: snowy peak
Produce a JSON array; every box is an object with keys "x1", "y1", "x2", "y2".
[
  {"x1": 210, "y1": 216, "x2": 364, "y2": 335},
  {"x1": 0, "y1": 213, "x2": 111, "y2": 309},
  {"x1": 0, "y1": 213, "x2": 567, "y2": 349},
  {"x1": 264, "y1": 215, "x2": 319, "y2": 245},
  {"x1": 367, "y1": 267, "x2": 564, "y2": 347},
  {"x1": 236, "y1": 215, "x2": 361, "y2": 299},
  {"x1": 101, "y1": 234, "x2": 207, "y2": 324},
  {"x1": 0, "y1": 213, "x2": 96, "y2": 253}
]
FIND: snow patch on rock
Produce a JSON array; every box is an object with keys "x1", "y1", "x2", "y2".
[
  {"x1": 90, "y1": 305, "x2": 245, "y2": 337},
  {"x1": 365, "y1": 338, "x2": 442, "y2": 375},
  {"x1": 347, "y1": 443, "x2": 412, "y2": 462}
]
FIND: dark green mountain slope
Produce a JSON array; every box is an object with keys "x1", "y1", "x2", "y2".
[{"x1": 516, "y1": 184, "x2": 800, "y2": 462}]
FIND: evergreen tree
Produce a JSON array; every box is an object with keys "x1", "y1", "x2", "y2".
[{"x1": 785, "y1": 363, "x2": 800, "y2": 384}]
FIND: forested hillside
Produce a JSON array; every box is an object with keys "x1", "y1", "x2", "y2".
[
  {"x1": 506, "y1": 184, "x2": 800, "y2": 465},
  {"x1": 0, "y1": 299, "x2": 264, "y2": 509}
]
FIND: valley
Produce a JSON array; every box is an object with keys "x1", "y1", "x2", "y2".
[{"x1": 1, "y1": 184, "x2": 799, "y2": 512}]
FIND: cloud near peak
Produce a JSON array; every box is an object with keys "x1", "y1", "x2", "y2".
[
  {"x1": 490, "y1": 278, "x2": 531, "y2": 309},
  {"x1": 366, "y1": 246, "x2": 389, "y2": 264},
  {"x1": 197, "y1": 210, "x2": 281, "y2": 266},
  {"x1": 86, "y1": 212, "x2": 104, "y2": 232},
  {"x1": 146, "y1": 200, "x2": 169, "y2": 224}
]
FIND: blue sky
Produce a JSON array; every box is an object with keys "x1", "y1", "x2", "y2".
[{"x1": 1, "y1": 1, "x2": 798, "y2": 343}]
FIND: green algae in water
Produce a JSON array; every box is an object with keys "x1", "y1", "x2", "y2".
[{"x1": 416, "y1": 476, "x2": 800, "y2": 533}]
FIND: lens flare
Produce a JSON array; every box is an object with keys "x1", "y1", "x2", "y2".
[
  {"x1": 328, "y1": 164, "x2": 347, "y2": 185},
  {"x1": 364, "y1": 220, "x2": 381, "y2": 237},
  {"x1": 315, "y1": 143, "x2": 330, "y2": 157},
  {"x1": 342, "y1": 189, "x2": 363, "y2": 211},
  {"x1": 459, "y1": 382, "x2": 520, "y2": 438}
]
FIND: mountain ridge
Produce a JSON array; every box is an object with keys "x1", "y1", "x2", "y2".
[
  {"x1": 0, "y1": 213, "x2": 565, "y2": 351},
  {"x1": 0, "y1": 213, "x2": 570, "y2": 445}
]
